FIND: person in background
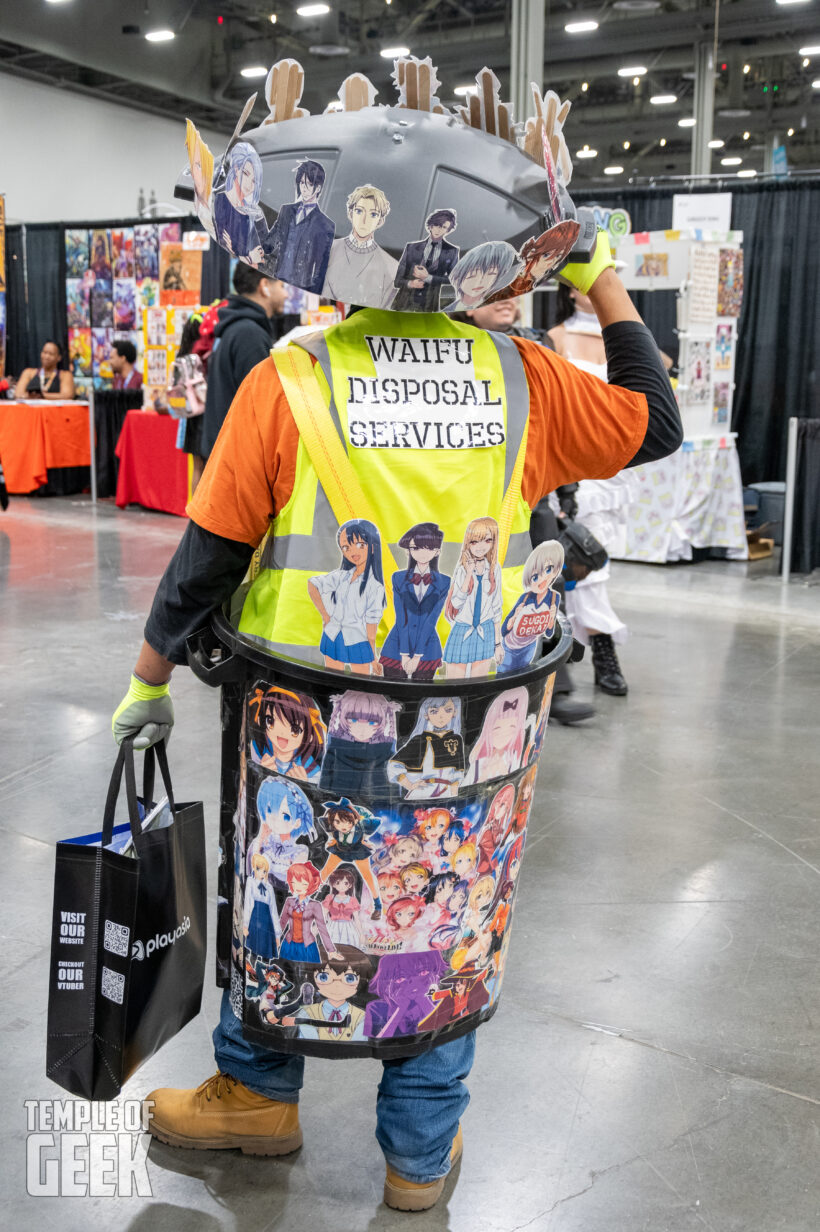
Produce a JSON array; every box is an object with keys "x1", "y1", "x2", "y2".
[
  {"x1": 15, "y1": 341, "x2": 75, "y2": 400},
  {"x1": 200, "y1": 264, "x2": 286, "y2": 459},
  {"x1": 110, "y1": 339, "x2": 143, "y2": 391}
]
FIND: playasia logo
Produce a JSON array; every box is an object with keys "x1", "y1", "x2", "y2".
[
  {"x1": 346, "y1": 335, "x2": 506, "y2": 450},
  {"x1": 131, "y1": 916, "x2": 191, "y2": 961}
]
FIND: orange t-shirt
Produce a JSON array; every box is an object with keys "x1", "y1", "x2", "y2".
[{"x1": 188, "y1": 337, "x2": 648, "y2": 548}]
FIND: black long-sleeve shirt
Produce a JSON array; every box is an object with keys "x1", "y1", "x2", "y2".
[{"x1": 145, "y1": 319, "x2": 681, "y2": 663}]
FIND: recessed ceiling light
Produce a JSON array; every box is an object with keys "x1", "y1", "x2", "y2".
[
  {"x1": 743, "y1": 63, "x2": 751, "y2": 73},
  {"x1": 650, "y1": 94, "x2": 677, "y2": 105},
  {"x1": 241, "y1": 65, "x2": 268, "y2": 78},
  {"x1": 618, "y1": 65, "x2": 647, "y2": 77},
  {"x1": 296, "y1": 3, "x2": 330, "y2": 14},
  {"x1": 576, "y1": 146, "x2": 598, "y2": 158},
  {"x1": 145, "y1": 28, "x2": 175, "y2": 41},
  {"x1": 623, "y1": 140, "x2": 631, "y2": 149},
  {"x1": 565, "y1": 20, "x2": 599, "y2": 33},
  {"x1": 45, "y1": 0, "x2": 73, "y2": 4},
  {"x1": 777, "y1": 0, "x2": 810, "y2": 5},
  {"x1": 454, "y1": 85, "x2": 477, "y2": 96},
  {"x1": 814, "y1": 78, "x2": 820, "y2": 88},
  {"x1": 613, "y1": 0, "x2": 660, "y2": 10},
  {"x1": 787, "y1": 127, "x2": 795, "y2": 136},
  {"x1": 743, "y1": 131, "x2": 750, "y2": 139},
  {"x1": 380, "y1": 45, "x2": 410, "y2": 57},
  {"x1": 737, "y1": 168, "x2": 757, "y2": 177},
  {"x1": 659, "y1": 137, "x2": 667, "y2": 146},
  {"x1": 604, "y1": 165, "x2": 624, "y2": 174},
  {"x1": 804, "y1": 57, "x2": 811, "y2": 66},
  {"x1": 581, "y1": 81, "x2": 589, "y2": 91},
  {"x1": 708, "y1": 138, "x2": 725, "y2": 148},
  {"x1": 270, "y1": 13, "x2": 277, "y2": 22},
  {"x1": 799, "y1": 45, "x2": 820, "y2": 56},
  {"x1": 721, "y1": 156, "x2": 742, "y2": 165},
  {"x1": 678, "y1": 117, "x2": 696, "y2": 127}
]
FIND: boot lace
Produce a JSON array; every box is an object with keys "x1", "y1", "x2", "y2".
[
  {"x1": 592, "y1": 634, "x2": 620, "y2": 672},
  {"x1": 196, "y1": 1072, "x2": 238, "y2": 1103}
]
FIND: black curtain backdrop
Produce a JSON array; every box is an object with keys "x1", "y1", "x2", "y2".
[
  {"x1": 792, "y1": 419, "x2": 820, "y2": 575},
  {"x1": 5, "y1": 227, "x2": 28, "y2": 380},
  {"x1": 556, "y1": 180, "x2": 820, "y2": 484}
]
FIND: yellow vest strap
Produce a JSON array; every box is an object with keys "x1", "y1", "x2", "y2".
[
  {"x1": 272, "y1": 345, "x2": 400, "y2": 627},
  {"x1": 497, "y1": 420, "x2": 529, "y2": 566}
]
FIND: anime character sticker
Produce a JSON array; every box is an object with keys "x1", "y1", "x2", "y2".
[
  {"x1": 498, "y1": 540, "x2": 563, "y2": 675},
  {"x1": 391, "y1": 209, "x2": 459, "y2": 312},
  {"x1": 324, "y1": 867, "x2": 366, "y2": 950},
  {"x1": 243, "y1": 853, "x2": 281, "y2": 959},
  {"x1": 484, "y1": 221, "x2": 580, "y2": 303},
  {"x1": 185, "y1": 118, "x2": 217, "y2": 239},
  {"x1": 308, "y1": 519, "x2": 386, "y2": 673},
  {"x1": 247, "y1": 776, "x2": 317, "y2": 890},
  {"x1": 380, "y1": 523, "x2": 450, "y2": 682},
  {"x1": 322, "y1": 184, "x2": 398, "y2": 307},
  {"x1": 363, "y1": 950, "x2": 448, "y2": 1038},
  {"x1": 477, "y1": 784, "x2": 516, "y2": 876},
  {"x1": 446, "y1": 241, "x2": 522, "y2": 312},
  {"x1": 281, "y1": 947, "x2": 373, "y2": 1041},
  {"x1": 380, "y1": 895, "x2": 428, "y2": 952},
  {"x1": 248, "y1": 684, "x2": 326, "y2": 781},
  {"x1": 278, "y1": 861, "x2": 342, "y2": 964},
  {"x1": 318, "y1": 798, "x2": 384, "y2": 919},
  {"x1": 463, "y1": 687, "x2": 529, "y2": 785},
  {"x1": 212, "y1": 141, "x2": 266, "y2": 264},
  {"x1": 245, "y1": 958, "x2": 297, "y2": 1025},
  {"x1": 443, "y1": 517, "x2": 504, "y2": 677},
  {"x1": 265, "y1": 159, "x2": 335, "y2": 294},
  {"x1": 319, "y1": 691, "x2": 400, "y2": 797},
  {"x1": 418, "y1": 962, "x2": 490, "y2": 1028},
  {"x1": 388, "y1": 698, "x2": 465, "y2": 799}
]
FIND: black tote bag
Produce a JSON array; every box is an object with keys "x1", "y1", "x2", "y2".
[{"x1": 46, "y1": 740, "x2": 207, "y2": 1100}]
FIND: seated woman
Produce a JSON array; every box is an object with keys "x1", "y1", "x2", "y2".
[{"x1": 15, "y1": 341, "x2": 75, "y2": 401}]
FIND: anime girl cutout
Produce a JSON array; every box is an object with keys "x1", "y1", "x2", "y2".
[
  {"x1": 380, "y1": 523, "x2": 450, "y2": 682},
  {"x1": 443, "y1": 518, "x2": 504, "y2": 678},
  {"x1": 498, "y1": 541, "x2": 563, "y2": 675},
  {"x1": 477, "y1": 784, "x2": 516, "y2": 876},
  {"x1": 428, "y1": 877, "x2": 470, "y2": 951},
  {"x1": 423, "y1": 870, "x2": 459, "y2": 932},
  {"x1": 319, "y1": 690, "x2": 400, "y2": 797},
  {"x1": 318, "y1": 798, "x2": 384, "y2": 919},
  {"x1": 388, "y1": 698, "x2": 465, "y2": 800},
  {"x1": 324, "y1": 866, "x2": 365, "y2": 950},
  {"x1": 383, "y1": 895, "x2": 427, "y2": 951},
  {"x1": 248, "y1": 684, "x2": 326, "y2": 782},
  {"x1": 278, "y1": 861, "x2": 342, "y2": 965},
  {"x1": 463, "y1": 686, "x2": 529, "y2": 785},
  {"x1": 212, "y1": 141, "x2": 267, "y2": 264},
  {"x1": 247, "y1": 776, "x2": 317, "y2": 891},
  {"x1": 243, "y1": 853, "x2": 280, "y2": 960},
  {"x1": 185, "y1": 120, "x2": 216, "y2": 239},
  {"x1": 446, "y1": 240, "x2": 522, "y2": 312},
  {"x1": 363, "y1": 950, "x2": 448, "y2": 1039},
  {"x1": 507, "y1": 765, "x2": 537, "y2": 844},
  {"x1": 525, "y1": 675, "x2": 555, "y2": 765},
  {"x1": 308, "y1": 519, "x2": 385, "y2": 674},
  {"x1": 412, "y1": 805, "x2": 458, "y2": 865}
]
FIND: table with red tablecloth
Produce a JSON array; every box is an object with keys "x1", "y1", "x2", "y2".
[
  {"x1": 0, "y1": 401, "x2": 91, "y2": 493},
  {"x1": 115, "y1": 409, "x2": 189, "y2": 517}
]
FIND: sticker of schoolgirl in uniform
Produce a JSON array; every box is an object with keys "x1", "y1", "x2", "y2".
[
  {"x1": 324, "y1": 867, "x2": 366, "y2": 950},
  {"x1": 319, "y1": 690, "x2": 400, "y2": 799},
  {"x1": 322, "y1": 184, "x2": 398, "y2": 308},
  {"x1": 446, "y1": 240, "x2": 522, "y2": 313},
  {"x1": 497, "y1": 541, "x2": 563, "y2": 675},
  {"x1": 380, "y1": 523, "x2": 450, "y2": 682},
  {"x1": 364, "y1": 950, "x2": 449, "y2": 1038},
  {"x1": 247, "y1": 777, "x2": 317, "y2": 892},
  {"x1": 281, "y1": 946, "x2": 373, "y2": 1042},
  {"x1": 442, "y1": 517, "x2": 504, "y2": 678},
  {"x1": 248, "y1": 684, "x2": 326, "y2": 782},
  {"x1": 265, "y1": 159, "x2": 335, "y2": 295},
  {"x1": 318, "y1": 798, "x2": 384, "y2": 919},
  {"x1": 462, "y1": 686, "x2": 529, "y2": 785},
  {"x1": 278, "y1": 861, "x2": 343, "y2": 964},
  {"x1": 477, "y1": 784, "x2": 516, "y2": 876},
  {"x1": 243, "y1": 853, "x2": 281, "y2": 960},
  {"x1": 212, "y1": 142, "x2": 267, "y2": 265},
  {"x1": 391, "y1": 209, "x2": 459, "y2": 312},
  {"x1": 308, "y1": 519, "x2": 385, "y2": 674},
  {"x1": 388, "y1": 698, "x2": 465, "y2": 799},
  {"x1": 185, "y1": 119, "x2": 216, "y2": 239}
]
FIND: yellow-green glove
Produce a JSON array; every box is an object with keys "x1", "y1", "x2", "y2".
[
  {"x1": 558, "y1": 228, "x2": 616, "y2": 295},
  {"x1": 112, "y1": 674, "x2": 174, "y2": 749}
]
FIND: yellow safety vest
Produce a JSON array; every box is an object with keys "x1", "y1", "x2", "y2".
[{"x1": 236, "y1": 308, "x2": 534, "y2": 666}]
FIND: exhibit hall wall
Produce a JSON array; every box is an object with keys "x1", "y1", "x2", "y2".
[{"x1": 0, "y1": 74, "x2": 225, "y2": 223}]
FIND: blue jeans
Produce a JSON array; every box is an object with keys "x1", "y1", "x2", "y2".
[{"x1": 213, "y1": 989, "x2": 475, "y2": 1183}]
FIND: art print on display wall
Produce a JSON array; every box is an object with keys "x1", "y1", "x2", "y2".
[
  {"x1": 715, "y1": 322, "x2": 733, "y2": 370},
  {"x1": 717, "y1": 248, "x2": 743, "y2": 317},
  {"x1": 686, "y1": 340, "x2": 712, "y2": 405}
]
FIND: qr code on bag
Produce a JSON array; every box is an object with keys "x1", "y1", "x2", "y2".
[
  {"x1": 103, "y1": 919, "x2": 130, "y2": 957},
  {"x1": 101, "y1": 966, "x2": 125, "y2": 1005}
]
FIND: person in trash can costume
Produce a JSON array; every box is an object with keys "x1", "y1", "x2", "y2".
[{"x1": 111, "y1": 56, "x2": 681, "y2": 1211}]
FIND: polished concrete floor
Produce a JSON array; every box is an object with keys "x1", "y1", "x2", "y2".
[{"x1": 2, "y1": 496, "x2": 819, "y2": 1231}]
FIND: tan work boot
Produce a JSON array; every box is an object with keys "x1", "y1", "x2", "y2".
[
  {"x1": 143, "y1": 1071, "x2": 303, "y2": 1156},
  {"x1": 384, "y1": 1125, "x2": 463, "y2": 1211}
]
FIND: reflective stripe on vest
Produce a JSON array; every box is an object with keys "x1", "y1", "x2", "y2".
[{"x1": 237, "y1": 310, "x2": 534, "y2": 665}]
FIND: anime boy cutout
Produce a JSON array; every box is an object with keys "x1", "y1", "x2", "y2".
[
  {"x1": 484, "y1": 221, "x2": 580, "y2": 303},
  {"x1": 443, "y1": 517, "x2": 504, "y2": 678},
  {"x1": 308, "y1": 519, "x2": 386, "y2": 674},
  {"x1": 265, "y1": 158, "x2": 335, "y2": 295},
  {"x1": 463, "y1": 686, "x2": 529, "y2": 786},
  {"x1": 380, "y1": 523, "x2": 450, "y2": 683},
  {"x1": 391, "y1": 209, "x2": 459, "y2": 312},
  {"x1": 248, "y1": 683, "x2": 326, "y2": 781},
  {"x1": 446, "y1": 240, "x2": 522, "y2": 312},
  {"x1": 212, "y1": 141, "x2": 266, "y2": 264},
  {"x1": 322, "y1": 184, "x2": 398, "y2": 308},
  {"x1": 498, "y1": 541, "x2": 563, "y2": 675},
  {"x1": 388, "y1": 698, "x2": 465, "y2": 800}
]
